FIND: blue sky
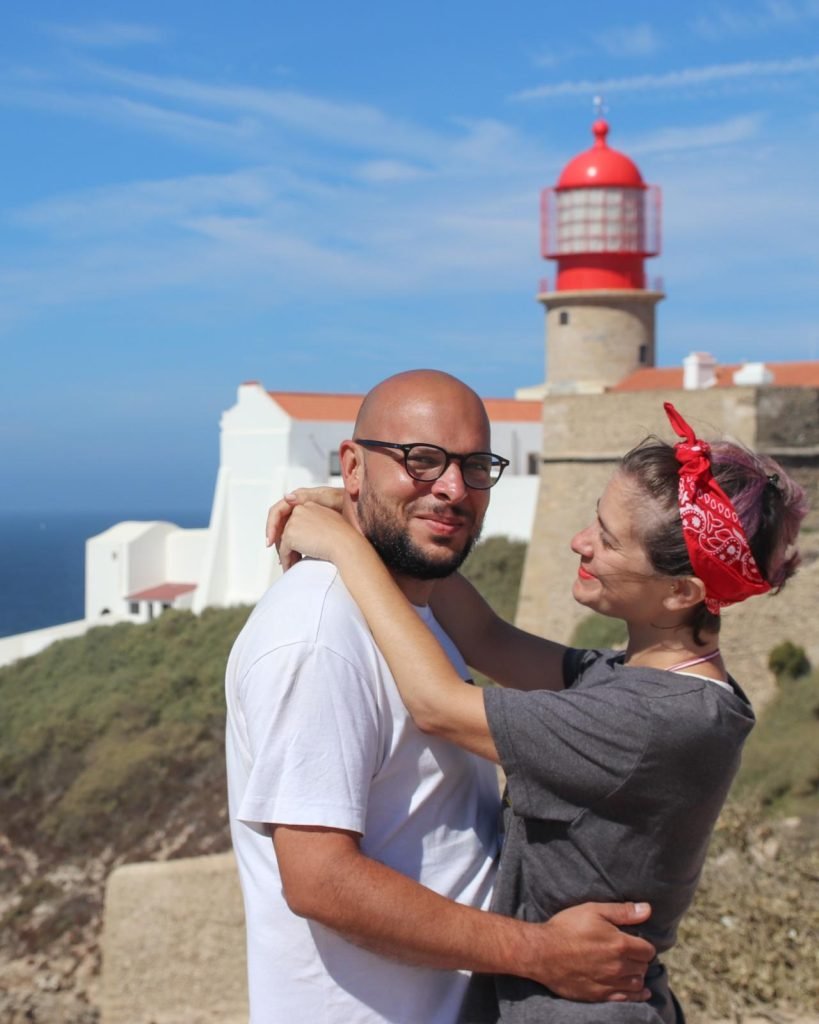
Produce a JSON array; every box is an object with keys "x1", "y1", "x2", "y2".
[{"x1": 2, "y1": 1, "x2": 818, "y2": 514}]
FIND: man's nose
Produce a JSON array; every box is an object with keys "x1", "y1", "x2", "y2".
[{"x1": 431, "y1": 459, "x2": 469, "y2": 501}]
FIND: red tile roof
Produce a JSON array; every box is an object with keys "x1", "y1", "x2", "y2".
[
  {"x1": 128, "y1": 582, "x2": 197, "y2": 602},
  {"x1": 483, "y1": 398, "x2": 542, "y2": 421},
  {"x1": 267, "y1": 390, "x2": 542, "y2": 422},
  {"x1": 613, "y1": 362, "x2": 819, "y2": 392},
  {"x1": 268, "y1": 391, "x2": 364, "y2": 420}
]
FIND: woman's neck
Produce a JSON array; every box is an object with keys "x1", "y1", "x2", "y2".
[{"x1": 624, "y1": 624, "x2": 724, "y2": 676}]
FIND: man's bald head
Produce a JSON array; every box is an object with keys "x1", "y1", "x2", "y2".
[{"x1": 353, "y1": 370, "x2": 490, "y2": 444}]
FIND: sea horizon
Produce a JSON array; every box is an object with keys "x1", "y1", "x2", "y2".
[{"x1": 0, "y1": 509, "x2": 208, "y2": 640}]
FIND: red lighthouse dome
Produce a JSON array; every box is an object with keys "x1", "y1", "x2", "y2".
[
  {"x1": 541, "y1": 118, "x2": 661, "y2": 290},
  {"x1": 557, "y1": 119, "x2": 644, "y2": 189}
]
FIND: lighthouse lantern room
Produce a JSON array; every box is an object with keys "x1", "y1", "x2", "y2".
[
  {"x1": 543, "y1": 118, "x2": 661, "y2": 290},
  {"x1": 529, "y1": 114, "x2": 665, "y2": 397}
]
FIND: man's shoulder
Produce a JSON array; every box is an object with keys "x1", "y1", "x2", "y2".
[
  {"x1": 258, "y1": 558, "x2": 343, "y2": 604},
  {"x1": 225, "y1": 561, "x2": 387, "y2": 698},
  {"x1": 237, "y1": 559, "x2": 367, "y2": 653}
]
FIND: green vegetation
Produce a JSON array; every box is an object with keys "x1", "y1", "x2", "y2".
[
  {"x1": 461, "y1": 535, "x2": 527, "y2": 624},
  {"x1": 768, "y1": 639, "x2": 811, "y2": 679},
  {"x1": 0, "y1": 606, "x2": 250, "y2": 856},
  {"x1": 569, "y1": 612, "x2": 627, "y2": 650},
  {"x1": 461, "y1": 536, "x2": 527, "y2": 687},
  {"x1": 733, "y1": 654, "x2": 819, "y2": 816}
]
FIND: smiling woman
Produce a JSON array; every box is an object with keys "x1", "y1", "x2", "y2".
[
  {"x1": 570, "y1": 472, "x2": 675, "y2": 625},
  {"x1": 277, "y1": 401, "x2": 808, "y2": 1024}
]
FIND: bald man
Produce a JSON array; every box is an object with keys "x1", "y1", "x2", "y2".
[{"x1": 225, "y1": 371, "x2": 653, "y2": 1024}]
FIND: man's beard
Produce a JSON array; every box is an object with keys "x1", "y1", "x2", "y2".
[{"x1": 357, "y1": 488, "x2": 478, "y2": 580}]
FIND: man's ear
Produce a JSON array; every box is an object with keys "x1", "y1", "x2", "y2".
[
  {"x1": 340, "y1": 440, "x2": 362, "y2": 498},
  {"x1": 664, "y1": 576, "x2": 707, "y2": 612}
]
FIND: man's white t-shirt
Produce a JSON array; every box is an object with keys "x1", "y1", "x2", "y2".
[{"x1": 225, "y1": 560, "x2": 500, "y2": 1024}]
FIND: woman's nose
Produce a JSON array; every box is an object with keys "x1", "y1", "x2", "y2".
[{"x1": 570, "y1": 525, "x2": 593, "y2": 555}]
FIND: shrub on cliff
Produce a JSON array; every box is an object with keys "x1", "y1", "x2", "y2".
[{"x1": 0, "y1": 605, "x2": 251, "y2": 857}]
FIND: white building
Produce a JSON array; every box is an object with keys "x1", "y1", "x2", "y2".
[{"x1": 82, "y1": 381, "x2": 543, "y2": 626}]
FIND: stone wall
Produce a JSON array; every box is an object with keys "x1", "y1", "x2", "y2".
[{"x1": 99, "y1": 852, "x2": 247, "y2": 1024}]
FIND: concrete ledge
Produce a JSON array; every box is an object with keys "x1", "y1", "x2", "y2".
[{"x1": 100, "y1": 851, "x2": 247, "y2": 1024}]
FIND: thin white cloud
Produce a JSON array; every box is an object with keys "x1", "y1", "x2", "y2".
[
  {"x1": 0, "y1": 86, "x2": 259, "y2": 154},
  {"x1": 594, "y1": 23, "x2": 661, "y2": 58},
  {"x1": 513, "y1": 54, "x2": 819, "y2": 100},
  {"x1": 631, "y1": 114, "x2": 763, "y2": 154},
  {"x1": 44, "y1": 20, "x2": 166, "y2": 48},
  {"x1": 692, "y1": 0, "x2": 819, "y2": 40},
  {"x1": 13, "y1": 170, "x2": 272, "y2": 236},
  {"x1": 531, "y1": 45, "x2": 586, "y2": 69},
  {"x1": 80, "y1": 62, "x2": 445, "y2": 159},
  {"x1": 2, "y1": 150, "x2": 541, "y2": 315},
  {"x1": 3, "y1": 63, "x2": 549, "y2": 184},
  {"x1": 355, "y1": 160, "x2": 427, "y2": 184}
]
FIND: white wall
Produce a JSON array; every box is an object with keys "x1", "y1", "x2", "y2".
[
  {"x1": 86, "y1": 522, "x2": 175, "y2": 620},
  {"x1": 481, "y1": 476, "x2": 540, "y2": 541},
  {"x1": 166, "y1": 529, "x2": 209, "y2": 582},
  {"x1": 0, "y1": 617, "x2": 120, "y2": 669},
  {"x1": 489, "y1": 421, "x2": 542, "y2": 476},
  {"x1": 289, "y1": 420, "x2": 351, "y2": 479}
]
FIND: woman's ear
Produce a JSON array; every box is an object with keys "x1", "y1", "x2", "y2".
[
  {"x1": 340, "y1": 440, "x2": 362, "y2": 498},
  {"x1": 664, "y1": 576, "x2": 707, "y2": 612}
]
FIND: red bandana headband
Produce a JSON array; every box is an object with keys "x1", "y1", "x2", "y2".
[{"x1": 664, "y1": 402, "x2": 770, "y2": 614}]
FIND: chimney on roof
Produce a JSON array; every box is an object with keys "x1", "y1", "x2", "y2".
[
  {"x1": 683, "y1": 351, "x2": 717, "y2": 391},
  {"x1": 732, "y1": 362, "x2": 774, "y2": 387}
]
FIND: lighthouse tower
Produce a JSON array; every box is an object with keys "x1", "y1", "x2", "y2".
[{"x1": 531, "y1": 116, "x2": 664, "y2": 395}]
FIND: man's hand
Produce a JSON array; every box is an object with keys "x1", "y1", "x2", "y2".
[
  {"x1": 273, "y1": 825, "x2": 654, "y2": 1003},
  {"x1": 265, "y1": 486, "x2": 345, "y2": 568},
  {"x1": 523, "y1": 901, "x2": 655, "y2": 1002}
]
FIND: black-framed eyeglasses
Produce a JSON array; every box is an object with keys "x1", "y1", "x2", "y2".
[{"x1": 354, "y1": 439, "x2": 509, "y2": 489}]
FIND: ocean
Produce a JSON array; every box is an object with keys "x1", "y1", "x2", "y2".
[{"x1": 0, "y1": 511, "x2": 208, "y2": 640}]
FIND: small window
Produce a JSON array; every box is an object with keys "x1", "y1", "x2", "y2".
[
  {"x1": 638, "y1": 343, "x2": 648, "y2": 365},
  {"x1": 328, "y1": 450, "x2": 342, "y2": 476},
  {"x1": 527, "y1": 453, "x2": 541, "y2": 475},
  {"x1": 129, "y1": 602, "x2": 139, "y2": 615},
  {"x1": 559, "y1": 311, "x2": 570, "y2": 326}
]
